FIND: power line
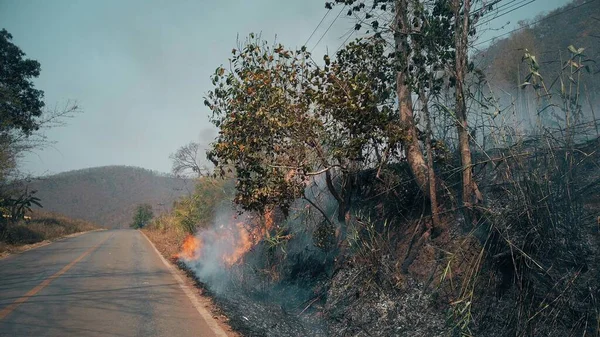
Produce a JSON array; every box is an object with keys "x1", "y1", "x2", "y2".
[
  {"x1": 303, "y1": 9, "x2": 332, "y2": 47},
  {"x1": 472, "y1": 0, "x2": 528, "y2": 18},
  {"x1": 477, "y1": 0, "x2": 536, "y2": 26},
  {"x1": 471, "y1": 0, "x2": 505, "y2": 16},
  {"x1": 335, "y1": 29, "x2": 356, "y2": 54},
  {"x1": 474, "y1": 0, "x2": 598, "y2": 47},
  {"x1": 475, "y1": 0, "x2": 537, "y2": 28},
  {"x1": 482, "y1": 0, "x2": 528, "y2": 14},
  {"x1": 330, "y1": 3, "x2": 389, "y2": 55},
  {"x1": 310, "y1": 5, "x2": 347, "y2": 53}
]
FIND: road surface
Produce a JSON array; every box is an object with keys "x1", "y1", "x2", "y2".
[{"x1": 0, "y1": 229, "x2": 225, "y2": 337}]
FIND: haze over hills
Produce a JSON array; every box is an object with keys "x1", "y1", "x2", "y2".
[
  {"x1": 477, "y1": 0, "x2": 600, "y2": 128},
  {"x1": 28, "y1": 166, "x2": 194, "y2": 229},
  {"x1": 480, "y1": 0, "x2": 599, "y2": 85}
]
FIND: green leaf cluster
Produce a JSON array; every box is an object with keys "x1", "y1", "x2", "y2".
[
  {"x1": 0, "y1": 29, "x2": 45, "y2": 136},
  {"x1": 205, "y1": 35, "x2": 410, "y2": 215}
]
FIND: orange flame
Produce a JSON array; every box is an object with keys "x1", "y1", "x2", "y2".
[
  {"x1": 222, "y1": 222, "x2": 255, "y2": 266},
  {"x1": 222, "y1": 209, "x2": 276, "y2": 266},
  {"x1": 176, "y1": 235, "x2": 202, "y2": 261},
  {"x1": 176, "y1": 209, "x2": 276, "y2": 267}
]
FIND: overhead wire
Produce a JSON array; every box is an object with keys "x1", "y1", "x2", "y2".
[
  {"x1": 335, "y1": 29, "x2": 356, "y2": 54},
  {"x1": 306, "y1": 0, "x2": 593, "y2": 65},
  {"x1": 475, "y1": 0, "x2": 537, "y2": 28},
  {"x1": 473, "y1": 0, "x2": 525, "y2": 16},
  {"x1": 474, "y1": 0, "x2": 598, "y2": 47},
  {"x1": 310, "y1": 5, "x2": 347, "y2": 53},
  {"x1": 303, "y1": 8, "x2": 332, "y2": 47}
]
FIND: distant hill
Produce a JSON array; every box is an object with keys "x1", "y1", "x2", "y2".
[
  {"x1": 475, "y1": 0, "x2": 600, "y2": 130},
  {"x1": 28, "y1": 166, "x2": 194, "y2": 229},
  {"x1": 479, "y1": 0, "x2": 600, "y2": 94}
]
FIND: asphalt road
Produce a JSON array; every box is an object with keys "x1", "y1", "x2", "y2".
[{"x1": 0, "y1": 229, "x2": 224, "y2": 337}]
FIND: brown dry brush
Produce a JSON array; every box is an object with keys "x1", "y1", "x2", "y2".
[
  {"x1": 431, "y1": 37, "x2": 600, "y2": 335},
  {"x1": 443, "y1": 128, "x2": 600, "y2": 336},
  {"x1": 0, "y1": 211, "x2": 96, "y2": 246}
]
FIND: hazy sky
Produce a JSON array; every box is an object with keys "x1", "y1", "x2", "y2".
[{"x1": 0, "y1": 0, "x2": 571, "y2": 176}]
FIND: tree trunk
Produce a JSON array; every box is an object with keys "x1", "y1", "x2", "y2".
[
  {"x1": 420, "y1": 89, "x2": 443, "y2": 232},
  {"x1": 453, "y1": 0, "x2": 482, "y2": 209},
  {"x1": 394, "y1": 0, "x2": 430, "y2": 197}
]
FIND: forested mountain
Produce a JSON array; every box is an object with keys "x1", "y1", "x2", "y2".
[
  {"x1": 479, "y1": 0, "x2": 600, "y2": 96},
  {"x1": 472, "y1": 0, "x2": 600, "y2": 133},
  {"x1": 28, "y1": 166, "x2": 194, "y2": 229}
]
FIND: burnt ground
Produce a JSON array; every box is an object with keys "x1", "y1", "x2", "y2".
[
  {"x1": 177, "y1": 260, "x2": 328, "y2": 337},
  {"x1": 170, "y1": 138, "x2": 600, "y2": 337},
  {"x1": 174, "y1": 201, "x2": 599, "y2": 337},
  {"x1": 325, "y1": 261, "x2": 449, "y2": 337},
  {"x1": 174, "y1": 214, "x2": 456, "y2": 337}
]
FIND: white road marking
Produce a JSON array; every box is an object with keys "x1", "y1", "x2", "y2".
[{"x1": 139, "y1": 230, "x2": 229, "y2": 337}]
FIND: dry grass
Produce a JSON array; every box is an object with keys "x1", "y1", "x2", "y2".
[
  {"x1": 0, "y1": 211, "x2": 98, "y2": 257},
  {"x1": 142, "y1": 226, "x2": 187, "y2": 260}
]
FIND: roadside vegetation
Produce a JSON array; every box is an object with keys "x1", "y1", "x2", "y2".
[
  {"x1": 130, "y1": 203, "x2": 154, "y2": 229},
  {"x1": 0, "y1": 28, "x2": 89, "y2": 249},
  {"x1": 142, "y1": 177, "x2": 233, "y2": 258},
  {"x1": 0, "y1": 211, "x2": 97, "y2": 257},
  {"x1": 141, "y1": 0, "x2": 600, "y2": 336}
]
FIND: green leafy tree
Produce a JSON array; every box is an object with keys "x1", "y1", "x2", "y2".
[
  {"x1": 0, "y1": 29, "x2": 45, "y2": 136},
  {"x1": 206, "y1": 35, "x2": 321, "y2": 216},
  {"x1": 171, "y1": 177, "x2": 232, "y2": 234},
  {"x1": 130, "y1": 204, "x2": 154, "y2": 229},
  {"x1": 0, "y1": 28, "x2": 45, "y2": 185},
  {"x1": 0, "y1": 29, "x2": 80, "y2": 240},
  {"x1": 0, "y1": 28, "x2": 46, "y2": 237},
  {"x1": 0, "y1": 29, "x2": 78, "y2": 182},
  {"x1": 311, "y1": 37, "x2": 405, "y2": 223},
  {"x1": 324, "y1": 0, "x2": 490, "y2": 229},
  {"x1": 205, "y1": 35, "x2": 405, "y2": 230},
  {"x1": 207, "y1": 0, "x2": 489, "y2": 235}
]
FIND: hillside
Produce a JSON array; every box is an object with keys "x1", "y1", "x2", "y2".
[
  {"x1": 479, "y1": 0, "x2": 600, "y2": 95},
  {"x1": 28, "y1": 166, "x2": 194, "y2": 229},
  {"x1": 473, "y1": 0, "x2": 600, "y2": 133}
]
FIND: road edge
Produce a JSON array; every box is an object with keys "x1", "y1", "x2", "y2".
[{"x1": 139, "y1": 229, "x2": 229, "y2": 337}]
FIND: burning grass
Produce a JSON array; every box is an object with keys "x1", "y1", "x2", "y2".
[
  {"x1": 169, "y1": 202, "x2": 334, "y2": 336},
  {"x1": 176, "y1": 234, "x2": 202, "y2": 261},
  {"x1": 175, "y1": 208, "x2": 276, "y2": 267},
  {"x1": 147, "y1": 134, "x2": 600, "y2": 337}
]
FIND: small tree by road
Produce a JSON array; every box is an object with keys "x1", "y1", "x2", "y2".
[{"x1": 130, "y1": 204, "x2": 153, "y2": 229}]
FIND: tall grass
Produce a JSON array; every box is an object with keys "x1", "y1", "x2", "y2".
[{"x1": 444, "y1": 45, "x2": 600, "y2": 336}]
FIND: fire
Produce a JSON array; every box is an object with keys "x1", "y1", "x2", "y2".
[
  {"x1": 175, "y1": 208, "x2": 276, "y2": 267},
  {"x1": 222, "y1": 208, "x2": 274, "y2": 266},
  {"x1": 176, "y1": 235, "x2": 202, "y2": 261},
  {"x1": 222, "y1": 222, "x2": 255, "y2": 266}
]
